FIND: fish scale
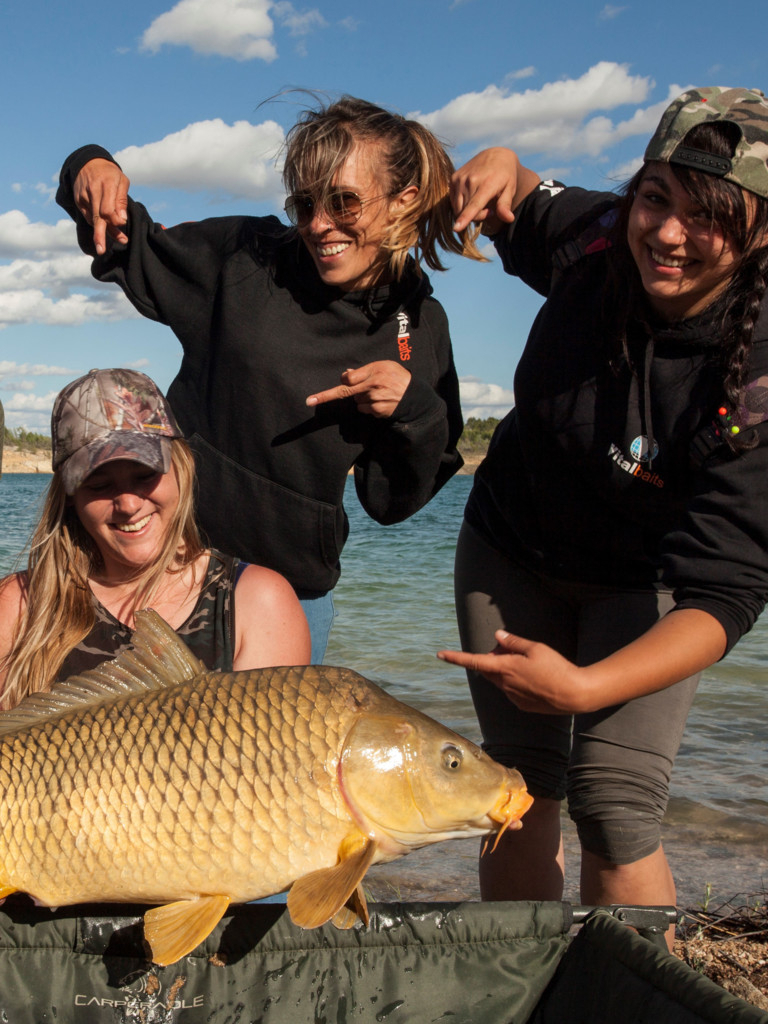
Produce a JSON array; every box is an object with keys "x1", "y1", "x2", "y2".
[
  {"x1": 2, "y1": 667, "x2": 364, "y2": 905},
  {"x1": 0, "y1": 610, "x2": 532, "y2": 964}
]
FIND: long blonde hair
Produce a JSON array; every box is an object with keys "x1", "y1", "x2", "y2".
[
  {"x1": 282, "y1": 95, "x2": 487, "y2": 281},
  {"x1": 0, "y1": 440, "x2": 204, "y2": 709}
]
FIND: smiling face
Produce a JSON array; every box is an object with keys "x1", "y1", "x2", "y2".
[
  {"x1": 627, "y1": 161, "x2": 741, "y2": 321},
  {"x1": 296, "y1": 141, "x2": 416, "y2": 293},
  {"x1": 73, "y1": 459, "x2": 180, "y2": 579}
]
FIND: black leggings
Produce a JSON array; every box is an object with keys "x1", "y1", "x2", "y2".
[{"x1": 454, "y1": 521, "x2": 700, "y2": 865}]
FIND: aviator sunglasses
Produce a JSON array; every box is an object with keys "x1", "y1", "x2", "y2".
[{"x1": 284, "y1": 188, "x2": 392, "y2": 229}]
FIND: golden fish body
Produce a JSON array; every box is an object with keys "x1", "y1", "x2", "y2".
[{"x1": 0, "y1": 611, "x2": 532, "y2": 965}]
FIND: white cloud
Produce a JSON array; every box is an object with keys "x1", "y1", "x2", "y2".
[
  {"x1": 2, "y1": 389, "x2": 60, "y2": 412},
  {"x1": 141, "y1": 0, "x2": 277, "y2": 61},
  {"x1": 0, "y1": 252, "x2": 96, "y2": 294},
  {"x1": 599, "y1": 4, "x2": 628, "y2": 19},
  {"x1": 0, "y1": 213, "x2": 88, "y2": 259},
  {"x1": 506, "y1": 66, "x2": 536, "y2": 81},
  {"x1": 607, "y1": 155, "x2": 645, "y2": 184},
  {"x1": 0, "y1": 251, "x2": 137, "y2": 329},
  {"x1": 0, "y1": 362, "x2": 72, "y2": 379},
  {"x1": 413, "y1": 62, "x2": 663, "y2": 156},
  {"x1": 0, "y1": 289, "x2": 135, "y2": 329},
  {"x1": 272, "y1": 2, "x2": 326, "y2": 37},
  {"x1": 115, "y1": 118, "x2": 285, "y2": 200},
  {"x1": 0, "y1": 249, "x2": 138, "y2": 329},
  {"x1": 459, "y1": 377, "x2": 515, "y2": 419}
]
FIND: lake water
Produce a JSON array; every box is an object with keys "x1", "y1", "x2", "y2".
[{"x1": 1, "y1": 471, "x2": 766, "y2": 910}]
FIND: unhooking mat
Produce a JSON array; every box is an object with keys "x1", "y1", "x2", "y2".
[{"x1": 0, "y1": 897, "x2": 765, "y2": 1023}]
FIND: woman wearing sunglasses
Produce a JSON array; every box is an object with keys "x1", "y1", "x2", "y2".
[{"x1": 57, "y1": 97, "x2": 483, "y2": 661}]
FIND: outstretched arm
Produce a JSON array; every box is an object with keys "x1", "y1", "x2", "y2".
[
  {"x1": 450, "y1": 147, "x2": 541, "y2": 236},
  {"x1": 438, "y1": 608, "x2": 727, "y2": 714}
]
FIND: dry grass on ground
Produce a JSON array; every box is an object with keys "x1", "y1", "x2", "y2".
[{"x1": 674, "y1": 890, "x2": 768, "y2": 1010}]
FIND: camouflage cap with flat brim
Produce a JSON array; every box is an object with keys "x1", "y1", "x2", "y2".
[
  {"x1": 644, "y1": 87, "x2": 768, "y2": 199},
  {"x1": 52, "y1": 368, "x2": 183, "y2": 495}
]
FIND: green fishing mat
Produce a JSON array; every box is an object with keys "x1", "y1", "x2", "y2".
[{"x1": 0, "y1": 897, "x2": 765, "y2": 1023}]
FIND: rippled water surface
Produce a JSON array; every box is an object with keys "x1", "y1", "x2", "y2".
[{"x1": 2, "y1": 471, "x2": 765, "y2": 905}]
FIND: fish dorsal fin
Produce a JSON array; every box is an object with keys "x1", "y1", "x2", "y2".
[
  {"x1": 0, "y1": 609, "x2": 206, "y2": 737},
  {"x1": 144, "y1": 894, "x2": 231, "y2": 966},
  {"x1": 287, "y1": 830, "x2": 376, "y2": 930}
]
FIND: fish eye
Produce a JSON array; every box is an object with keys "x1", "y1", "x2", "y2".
[{"x1": 441, "y1": 745, "x2": 463, "y2": 771}]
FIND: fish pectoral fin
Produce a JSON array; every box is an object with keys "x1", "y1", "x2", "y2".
[
  {"x1": 331, "y1": 883, "x2": 370, "y2": 930},
  {"x1": 287, "y1": 834, "x2": 377, "y2": 930},
  {"x1": 143, "y1": 894, "x2": 231, "y2": 966},
  {"x1": 0, "y1": 884, "x2": 18, "y2": 900}
]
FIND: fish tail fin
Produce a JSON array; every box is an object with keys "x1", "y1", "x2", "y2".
[{"x1": 143, "y1": 894, "x2": 231, "y2": 966}]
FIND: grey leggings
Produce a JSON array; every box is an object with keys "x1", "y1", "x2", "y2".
[{"x1": 454, "y1": 520, "x2": 700, "y2": 865}]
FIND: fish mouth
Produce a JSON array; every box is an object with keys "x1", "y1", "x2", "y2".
[{"x1": 486, "y1": 787, "x2": 534, "y2": 853}]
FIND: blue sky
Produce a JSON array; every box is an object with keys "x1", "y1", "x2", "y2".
[{"x1": 1, "y1": 0, "x2": 765, "y2": 432}]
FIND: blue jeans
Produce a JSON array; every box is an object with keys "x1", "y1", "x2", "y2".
[{"x1": 296, "y1": 589, "x2": 336, "y2": 664}]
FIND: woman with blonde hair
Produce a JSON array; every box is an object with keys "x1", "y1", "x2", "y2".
[
  {"x1": 56, "y1": 96, "x2": 484, "y2": 662},
  {"x1": 0, "y1": 368, "x2": 310, "y2": 710}
]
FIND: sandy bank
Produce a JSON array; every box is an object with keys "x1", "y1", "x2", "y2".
[{"x1": 1, "y1": 447, "x2": 52, "y2": 475}]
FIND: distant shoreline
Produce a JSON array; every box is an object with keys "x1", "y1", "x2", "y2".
[
  {"x1": 1, "y1": 448, "x2": 52, "y2": 475},
  {"x1": 2, "y1": 448, "x2": 484, "y2": 476}
]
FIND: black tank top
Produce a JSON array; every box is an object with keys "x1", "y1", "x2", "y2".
[{"x1": 56, "y1": 551, "x2": 243, "y2": 682}]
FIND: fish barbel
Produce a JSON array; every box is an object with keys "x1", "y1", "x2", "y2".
[{"x1": 0, "y1": 610, "x2": 532, "y2": 966}]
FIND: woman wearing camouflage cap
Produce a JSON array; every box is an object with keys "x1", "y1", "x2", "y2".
[
  {"x1": 0, "y1": 369, "x2": 310, "y2": 710},
  {"x1": 439, "y1": 87, "x2": 768, "y2": 947}
]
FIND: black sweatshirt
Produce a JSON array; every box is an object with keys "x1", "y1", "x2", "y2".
[
  {"x1": 465, "y1": 182, "x2": 768, "y2": 654},
  {"x1": 57, "y1": 146, "x2": 463, "y2": 592}
]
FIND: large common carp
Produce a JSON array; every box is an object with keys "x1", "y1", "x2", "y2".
[{"x1": 0, "y1": 610, "x2": 532, "y2": 966}]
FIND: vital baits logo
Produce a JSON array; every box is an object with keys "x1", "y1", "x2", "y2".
[
  {"x1": 608, "y1": 438, "x2": 664, "y2": 488},
  {"x1": 396, "y1": 311, "x2": 412, "y2": 362}
]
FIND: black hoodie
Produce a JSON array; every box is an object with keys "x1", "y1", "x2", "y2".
[
  {"x1": 57, "y1": 146, "x2": 463, "y2": 592},
  {"x1": 465, "y1": 182, "x2": 768, "y2": 653}
]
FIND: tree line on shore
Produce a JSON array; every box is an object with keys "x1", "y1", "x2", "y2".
[
  {"x1": 4, "y1": 417, "x2": 503, "y2": 457},
  {"x1": 3, "y1": 427, "x2": 53, "y2": 453},
  {"x1": 458, "y1": 417, "x2": 500, "y2": 454}
]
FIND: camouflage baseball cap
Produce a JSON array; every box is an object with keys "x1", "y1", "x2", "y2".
[
  {"x1": 644, "y1": 87, "x2": 768, "y2": 198},
  {"x1": 51, "y1": 368, "x2": 183, "y2": 495}
]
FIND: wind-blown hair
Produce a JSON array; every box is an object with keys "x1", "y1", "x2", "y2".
[
  {"x1": 282, "y1": 95, "x2": 485, "y2": 280},
  {"x1": 0, "y1": 440, "x2": 204, "y2": 709},
  {"x1": 606, "y1": 120, "x2": 768, "y2": 450}
]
